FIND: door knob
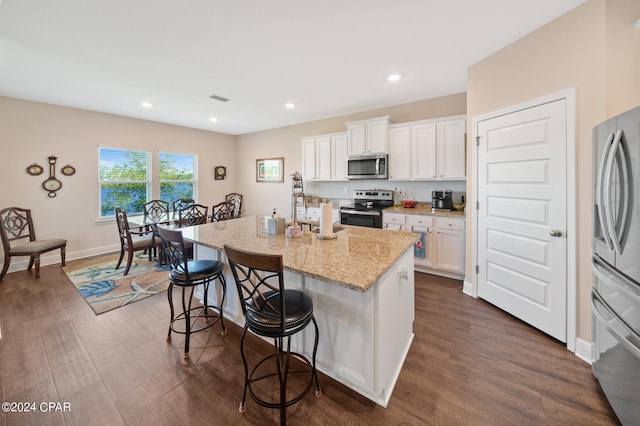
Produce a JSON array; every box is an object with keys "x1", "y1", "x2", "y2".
[{"x1": 549, "y1": 229, "x2": 562, "y2": 237}]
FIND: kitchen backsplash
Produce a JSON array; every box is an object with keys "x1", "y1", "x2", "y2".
[{"x1": 304, "y1": 180, "x2": 467, "y2": 203}]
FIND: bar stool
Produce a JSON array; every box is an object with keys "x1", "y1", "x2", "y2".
[
  {"x1": 157, "y1": 226, "x2": 226, "y2": 359},
  {"x1": 223, "y1": 244, "x2": 321, "y2": 425}
]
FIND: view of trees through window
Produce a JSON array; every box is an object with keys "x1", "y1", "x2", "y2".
[
  {"x1": 159, "y1": 152, "x2": 195, "y2": 203},
  {"x1": 99, "y1": 148, "x2": 196, "y2": 217}
]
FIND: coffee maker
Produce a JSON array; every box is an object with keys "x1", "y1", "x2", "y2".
[{"x1": 431, "y1": 189, "x2": 453, "y2": 211}]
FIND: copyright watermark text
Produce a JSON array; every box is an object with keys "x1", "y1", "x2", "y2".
[{"x1": 2, "y1": 401, "x2": 71, "y2": 413}]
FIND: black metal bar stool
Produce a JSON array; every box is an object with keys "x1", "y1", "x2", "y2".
[
  {"x1": 157, "y1": 226, "x2": 227, "y2": 360},
  {"x1": 224, "y1": 244, "x2": 321, "y2": 425}
]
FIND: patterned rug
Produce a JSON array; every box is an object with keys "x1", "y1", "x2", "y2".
[{"x1": 63, "y1": 252, "x2": 171, "y2": 315}]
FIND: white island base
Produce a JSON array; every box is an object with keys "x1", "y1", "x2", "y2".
[{"x1": 194, "y1": 245, "x2": 415, "y2": 407}]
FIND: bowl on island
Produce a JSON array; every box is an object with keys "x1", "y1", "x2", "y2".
[{"x1": 401, "y1": 200, "x2": 417, "y2": 208}]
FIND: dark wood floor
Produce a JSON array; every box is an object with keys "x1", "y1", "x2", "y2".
[{"x1": 0, "y1": 263, "x2": 619, "y2": 425}]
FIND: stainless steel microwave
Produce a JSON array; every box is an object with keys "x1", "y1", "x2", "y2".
[{"x1": 346, "y1": 153, "x2": 388, "y2": 180}]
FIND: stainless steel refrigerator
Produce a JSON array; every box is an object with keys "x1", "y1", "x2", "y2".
[{"x1": 592, "y1": 105, "x2": 640, "y2": 425}]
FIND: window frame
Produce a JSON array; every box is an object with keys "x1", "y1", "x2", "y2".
[
  {"x1": 98, "y1": 148, "x2": 198, "y2": 219},
  {"x1": 98, "y1": 148, "x2": 152, "y2": 218},
  {"x1": 158, "y1": 151, "x2": 198, "y2": 206}
]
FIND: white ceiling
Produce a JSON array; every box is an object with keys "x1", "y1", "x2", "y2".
[{"x1": 0, "y1": 0, "x2": 587, "y2": 135}]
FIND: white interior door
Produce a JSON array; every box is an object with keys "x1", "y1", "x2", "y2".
[{"x1": 476, "y1": 99, "x2": 567, "y2": 342}]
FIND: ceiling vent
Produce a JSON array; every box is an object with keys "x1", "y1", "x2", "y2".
[{"x1": 209, "y1": 94, "x2": 230, "y2": 102}]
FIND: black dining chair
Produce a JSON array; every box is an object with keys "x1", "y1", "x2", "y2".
[
  {"x1": 157, "y1": 226, "x2": 226, "y2": 360},
  {"x1": 224, "y1": 244, "x2": 321, "y2": 425}
]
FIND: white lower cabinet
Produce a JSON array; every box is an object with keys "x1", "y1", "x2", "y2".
[
  {"x1": 296, "y1": 206, "x2": 339, "y2": 223},
  {"x1": 383, "y1": 212, "x2": 465, "y2": 279},
  {"x1": 432, "y1": 217, "x2": 465, "y2": 274},
  {"x1": 382, "y1": 212, "x2": 406, "y2": 230}
]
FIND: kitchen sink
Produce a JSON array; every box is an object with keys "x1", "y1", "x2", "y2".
[{"x1": 311, "y1": 224, "x2": 346, "y2": 234}]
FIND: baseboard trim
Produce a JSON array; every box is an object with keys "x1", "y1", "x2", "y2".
[
  {"x1": 462, "y1": 279, "x2": 476, "y2": 297},
  {"x1": 3, "y1": 244, "x2": 120, "y2": 275},
  {"x1": 574, "y1": 337, "x2": 595, "y2": 364}
]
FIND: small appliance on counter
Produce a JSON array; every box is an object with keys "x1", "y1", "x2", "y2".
[{"x1": 431, "y1": 189, "x2": 453, "y2": 212}]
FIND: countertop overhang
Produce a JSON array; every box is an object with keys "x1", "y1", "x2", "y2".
[{"x1": 179, "y1": 215, "x2": 418, "y2": 292}]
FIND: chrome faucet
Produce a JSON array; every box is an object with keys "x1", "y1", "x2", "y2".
[{"x1": 292, "y1": 192, "x2": 307, "y2": 226}]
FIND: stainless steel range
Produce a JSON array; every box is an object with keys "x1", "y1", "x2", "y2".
[{"x1": 340, "y1": 189, "x2": 394, "y2": 228}]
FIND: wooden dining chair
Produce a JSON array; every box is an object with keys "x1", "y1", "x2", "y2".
[
  {"x1": 225, "y1": 193, "x2": 243, "y2": 218},
  {"x1": 177, "y1": 204, "x2": 208, "y2": 227},
  {"x1": 211, "y1": 201, "x2": 234, "y2": 222},
  {"x1": 144, "y1": 199, "x2": 169, "y2": 221},
  {"x1": 172, "y1": 197, "x2": 194, "y2": 213},
  {"x1": 0, "y1": 207, "x2": 67, "y2": 280},
  {"x1": 114, "y1": 206, "x2": 156, "y2": 275}
]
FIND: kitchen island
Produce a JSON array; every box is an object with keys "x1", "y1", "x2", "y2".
[{"x1": 179, "y1": 215, "x2": 417, "y2": 407}]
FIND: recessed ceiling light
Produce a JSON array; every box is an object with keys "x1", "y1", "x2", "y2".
[
  {"x1": 387, "y1": 74, "x2": 401, "y2": 82},
  {"x1": 141, "y1": 102, "x2": 152, "y2": 108},
  {"x1": 285, "y1": 103, "x2": 296, "y2": 109},
  {"x1": 209, "y1": 117, "x2": 218, "y2": 123},
  {"x1": 634, "y1": 19, "x2": 640, "y2": 30}
]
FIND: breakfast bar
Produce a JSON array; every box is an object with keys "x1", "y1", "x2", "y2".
[{"x1": 179, "y1": 215, "x2": 418, "y2": 407}]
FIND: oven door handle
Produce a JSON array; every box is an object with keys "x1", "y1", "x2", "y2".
[{"x1": 341, "y1": 209, "x2": 380, "y2": 216}]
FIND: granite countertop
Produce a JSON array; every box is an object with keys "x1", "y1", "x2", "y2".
[
  {"x1": 180, "y1": 215, "x2": 418, "y2": 292},
  {"x1": 384, "y1": 202, "x2": 465, "y2": 218}
]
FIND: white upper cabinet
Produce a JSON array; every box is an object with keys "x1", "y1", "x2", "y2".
[
  {"x1": 388, "y1": 115, "x2": 465, "y2": 181},
  {"x1": 301, "y1": 137, "x2": 316, "y2": 180},
  {"x1": 346, "y1": 116, "x2": 390, "y2": 155},
  {"x1": 315, "y1": 136, "x2": 332, "y2": 181},
  {"x1": 301, "y1": 132, "x2": 348, "y2": 181},
  {"x1": 331, "y1": 133, "x2": 348, "y2": 181},
  {"x1": 388, "y1": 126, "x2": 411, "y2": 180},
  {"x1": 436, "y1": 118, "x2": 466, "y2": 180},
  {"x1": 413, "y1": 123, "x2": 438, "y2": 179}
]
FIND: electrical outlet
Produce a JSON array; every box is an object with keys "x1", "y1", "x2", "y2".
[{"x1": 344, "y1": 187, "x2": 349, "y2": 194}]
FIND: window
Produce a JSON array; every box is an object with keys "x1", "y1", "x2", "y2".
[
  {"x1": 159, "y1": 152, "x2": 197, "y2": 202},
  {"x1": 98, "y1": 148, "x2": 197, "y2": 218},
  {"x1": 99, "y1": 148, "x2": 151, "y2": 217}
]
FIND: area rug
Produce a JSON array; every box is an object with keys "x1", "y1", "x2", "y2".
[{"x1": 63, "y1": 252, "x2": 171, "y2": 315}]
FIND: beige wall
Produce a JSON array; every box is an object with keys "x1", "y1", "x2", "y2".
[
  {"x1": 0, "y1": 96, "x2": 236, "y2": 266},
  {"x1": 235, "y1": 93, "x2": 467, "y2": 217},
  {"x1": 0, "y1": 93, "x2": 466, "y2": 271},
  {"x1": 606, "y1": 0, "x2": 640, "y2": 115},
  {"x1": 467, "y1": 0, "x2": 640, "y2": 342}
]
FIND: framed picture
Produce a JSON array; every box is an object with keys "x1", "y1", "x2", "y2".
[{"x1": 256, "y1": 157, "x2": 284, "y2": 182}]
